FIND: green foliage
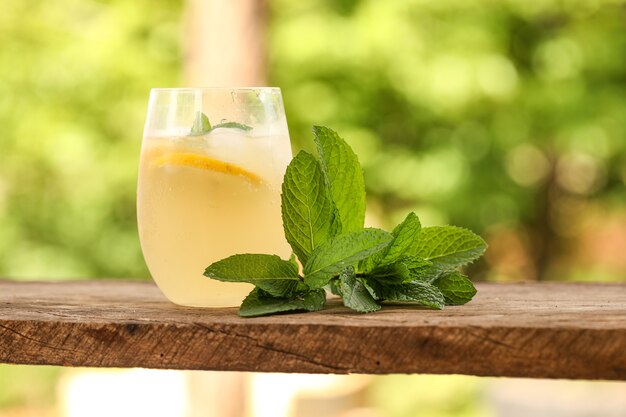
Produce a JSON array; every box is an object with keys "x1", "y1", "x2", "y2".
[
  {"x1": 0, "y1": 365, "x2": 61, "y2": 409},
  {"x1": 0, "y1": 0, "x2": 182, "y2": 280},
  {"x1": 2, "y1": 0, "x2": 625, "y2": 285},
  {"x1": 369, "y1": 374, "x2": 490, "y2": 417},
  {"x1": 269, "y1": 0, "x2": 626, "y2": 281}
]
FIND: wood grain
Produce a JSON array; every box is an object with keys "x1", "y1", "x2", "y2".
[{"x1": 1, "y1": 280, "x2": 625, "y2": 380}]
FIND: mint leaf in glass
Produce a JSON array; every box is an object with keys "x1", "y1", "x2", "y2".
[
  {"x1": 313, "y1": 126, "x2": 365, "y2": 233},
  {"x1": 211, "y1": 121, "x2": 253, "y2": 131},
  {"x1": 190, "y1": 111, "x2": 212, "y2": 136},
  {"x1": 281, "y1": 151, "x2": 340, "y2": 264},
  {"x1": 189, "y1": 112, "x2": 252, "y2": 136}
]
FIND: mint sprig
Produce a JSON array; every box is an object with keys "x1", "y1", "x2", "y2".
[{"x1": 203, "y1": 126, "x2": 487, "y2": 316}]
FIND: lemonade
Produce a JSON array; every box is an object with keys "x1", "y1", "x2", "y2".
[{"x1": 138, "y1": 110, "x2": 293, "y2": 306}]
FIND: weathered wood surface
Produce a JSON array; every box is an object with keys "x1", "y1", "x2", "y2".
[{"x1": 0, "y1": 280, "x2": 625, "y2": 380}]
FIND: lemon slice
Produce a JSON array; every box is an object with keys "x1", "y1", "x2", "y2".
[{"x1": 154, "y1": 152, "x2": 262, "y2": 185}]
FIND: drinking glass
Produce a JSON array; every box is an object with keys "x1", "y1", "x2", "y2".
[{"x1": 137, "y1": 88, "x2": 293, "y2": 307}]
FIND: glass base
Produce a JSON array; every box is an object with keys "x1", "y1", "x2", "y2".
[{"x1": 152, "y1": 278, "x2": 252, "y2": 308}]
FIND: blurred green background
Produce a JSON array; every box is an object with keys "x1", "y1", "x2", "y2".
[
  {"x1": 274, "y1": 0, "x2": 626, "y2": 283},
  {"x1": 1, "y1": 0, "x2": 625, "y2": 416},
  {"x1": 2, "y1": 0, "x2": 625, "y2": 283},
  {"x1": 0, "y1": 0, "x2": 180, "y2": 280}
]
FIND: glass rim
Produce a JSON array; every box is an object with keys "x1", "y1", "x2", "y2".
[{"x1": 150, "y1": 87, "x2": 282, "y2": 93}]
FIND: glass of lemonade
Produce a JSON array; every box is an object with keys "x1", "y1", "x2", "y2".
[{"x1": 137, "y1": 88, "x2": 293, "y2": 307}]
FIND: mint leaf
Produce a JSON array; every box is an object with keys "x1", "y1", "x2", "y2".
[
  {"x1": 204, "y1": 254, "x2": 300, "y2": 297},
  {"x1": 414, "y1": 226, "x2": 487, "y2": 269},
  {"x1": 368, "y1": 256, "x2": 432, "y2": 284},
  {"x1": 368, "y1": 279, "x2": 445, "y2": 309},
  {"x1": 368, "y1": 262, "x2": 410, "y2": 284},
  {"x1": 288, "y1": 253, "x2": 299, "y2": 270},
  {"x1": 189, "y1": 112, "x2": 252, "y2": 136},
  {"x1": 281, "y1": 151, "x2": 339, "y2": 264},
  {"x1": 303, "y1": 228, "x2": 393, "y2": 288},
  {"x1": 361, "y1": 278, "x2": 380, "y2": 300},
  {"x1": 360, "y1": 212, "x2": 422, "y2": 272},
  {"x1": 238, "y1": 288, "x2": 326, "y2": 317},
  {"x1": 383, "y1": 212, "x2": 422, "y2": 263},
  {"x1": 432, "y1": 271, "x2": 477, "y2": 305},
  {"x1": 211, "y1": 121, "x2": 252, "y2": 131},
  {"x1": 313, "y1": 126, "x2": 365, "y2": 233},
  {"x1": 338, "y1": 267, "x2": 380, "y2": 313},
  {"x1": 190, "y1": 112, "x2": 212, "y2": 135},
  {"x1": 402, "y1": 256, "x2": 433, "y2": 279},
  {"x1": 419, "y1": 266, "x2": 452, "y2": 284},
  {"x1": 328, "y1": 279, "x2": 342, "y2": 296}
]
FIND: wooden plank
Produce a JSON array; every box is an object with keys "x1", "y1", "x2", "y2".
[{"x1": 0, "y1": 280, "x2": 625, "y2": 380}]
